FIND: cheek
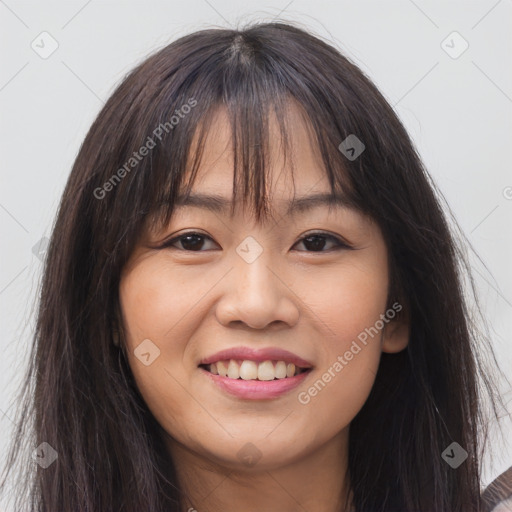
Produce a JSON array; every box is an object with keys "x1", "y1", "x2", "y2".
[
  {"x1": 303, "y1": 253, "x2": 389, "y2": 345},
  {"x1": 119, "y1": 260, "x2": 207, "y2": 345},
  {"x1": 118, "y1": 260, "x2": 216, "y2": 440},
  {"x1": 294, "y1": 256, "x2": 388, "y2": 431}
]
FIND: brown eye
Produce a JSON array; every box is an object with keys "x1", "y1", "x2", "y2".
[
  {"x1": 159, "y1": 231, "x2": 352, "y2": 253},
  {"x1": 293, "y1": 232, "x2": 349, "y2": 252},
  {"x1": 162, "y1": 232, "x2": 218, "y2": 251}
]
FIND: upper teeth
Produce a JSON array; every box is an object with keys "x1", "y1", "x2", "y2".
[{"x1": 208, "y1": 360, "x2": 301, "y2": 380}]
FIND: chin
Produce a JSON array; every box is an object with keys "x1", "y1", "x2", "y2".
[{"x1": 198, "y1": 435, "x2": 310, "y2": 471}]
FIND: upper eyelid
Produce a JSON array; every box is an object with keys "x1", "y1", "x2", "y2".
[{"x1": 161, "y1": 230, "x2": 351, "y2": 250}]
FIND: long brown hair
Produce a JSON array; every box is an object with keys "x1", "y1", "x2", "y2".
[{"x1": 0, "y1": 20, "x2": 507, "y2": 511}]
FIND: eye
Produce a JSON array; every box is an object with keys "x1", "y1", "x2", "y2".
[
  {"x1": 162, "y1": 232, "x2": 218, "y2": 251},
  {"x1": 292, "y1": 231, "x2": 352, "y2": 252},
  {"x1": 159, "y1": 231, "x2": 351, "y2": 253}
]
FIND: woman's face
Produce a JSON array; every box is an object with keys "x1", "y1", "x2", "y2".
[{"x1": 119, "y1": 105, "x2": 408, "y2": 471}]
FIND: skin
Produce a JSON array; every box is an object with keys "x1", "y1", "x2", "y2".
[{"x1": 119, "y1": 103, "x2": 409, "y2": 512}]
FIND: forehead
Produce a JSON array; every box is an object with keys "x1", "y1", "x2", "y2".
[
  {"x1": 170, "y1": 194, "x2": 359, "y2": 235},
  {"x1": 182, "y1": 102, "x2": 333, "y2": 211},
  {"x1": 142, "y1": 99, "x2": 363, "y2": 239}
]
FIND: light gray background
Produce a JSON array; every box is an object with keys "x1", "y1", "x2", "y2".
[{"x1": 1, "y1": 0, "x2": 511, "y2": 507}]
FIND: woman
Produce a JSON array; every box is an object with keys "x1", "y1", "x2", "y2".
[{"x1": 0, "y1": 21, "x2": 509, "y2": 512}]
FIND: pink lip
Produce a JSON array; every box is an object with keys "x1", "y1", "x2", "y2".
[
  {"x1": 198, "y1": 346, "x2": 313, "y2": 368},
  {"x1": 200, "y1": 366, "x2": 312, "y2": 400}
]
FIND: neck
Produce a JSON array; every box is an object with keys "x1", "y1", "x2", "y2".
[{"x1": 165, "y1": 428, "x2": 353, "y2": 512}]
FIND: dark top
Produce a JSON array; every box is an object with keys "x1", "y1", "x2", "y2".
[{"x1": 482, "y1": 466, "x2": 512, "y2": 511}]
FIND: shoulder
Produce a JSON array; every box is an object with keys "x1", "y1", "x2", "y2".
[{"x1": 481, "y1": 466, "x2": 512, "y2": 511}]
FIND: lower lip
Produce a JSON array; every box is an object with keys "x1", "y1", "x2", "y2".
[{"x1": 199, "y1": 367, "x2": 312, "y2": 400}]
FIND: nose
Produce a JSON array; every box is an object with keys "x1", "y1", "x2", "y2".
[{"x1": 215, "y1": 249, "x2": 300, "y2": 330}]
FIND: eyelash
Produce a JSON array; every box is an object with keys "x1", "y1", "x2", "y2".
[{"x1": 158, "y1": 231, "x2": 353, "y2": 253}]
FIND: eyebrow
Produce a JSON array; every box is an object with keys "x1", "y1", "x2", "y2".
[{"x1": 174, "y1": 192, "x2": 355, "y2": 216}]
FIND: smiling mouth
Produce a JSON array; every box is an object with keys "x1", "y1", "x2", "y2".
[{"x1": 199, "y1": 359, "x2": 312, "y2": 381}]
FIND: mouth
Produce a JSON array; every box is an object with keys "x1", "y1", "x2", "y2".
[
  {"x1": 197, "y1": 347, "x2": 314, "y2": 399},
  {"x1": 199, "y1": 359, "x2": 312, "y2": 381}
]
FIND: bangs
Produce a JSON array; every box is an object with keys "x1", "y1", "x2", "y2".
[{"x1": 131, "y1": 32, "x2": 362, "y2": 238}]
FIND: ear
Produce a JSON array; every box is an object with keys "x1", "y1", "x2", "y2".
[{"x1": 381, "y1": 315, "x2": 409, "y2": 354}]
